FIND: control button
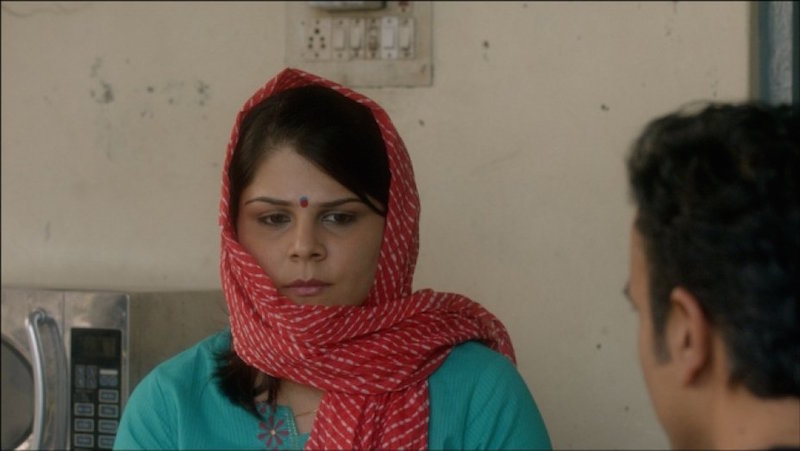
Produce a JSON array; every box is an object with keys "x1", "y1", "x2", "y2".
[
  {"x1": 98, "y1": 434, "x2": 116, "y2": 449},
  {"x1": 74, "y1": 418, "x2": 94, "y2": 432},
  {"x1": 98, "y1": 389, "x2": 119, "y2": 403},
  {"x1": 74, "y1": 403, "x2": 95, "y2": 417},
  {"x1": 99, "y1": 368, "x2": 119, "y2": 388},
  {"x1": 86, "y1": 365, "x2": 98, "y2": 389},
  {"x1": 98, "y1": 404, "x2": 119, "y2": 418},
  {"x1": 73, "y1": 433, "x2": 94, "y2": 448},
  {"x1": 98, "y1": 419, "x2": 118, "y2": 434},
  {"x1": 74, "y1": 365, "x2": 86, "y2": 389}
]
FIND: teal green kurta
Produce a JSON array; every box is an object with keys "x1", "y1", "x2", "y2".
[{"x1": 114, "y1": 330, "x2": 551, "y2": 450}]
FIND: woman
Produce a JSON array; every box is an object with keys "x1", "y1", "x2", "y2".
[{"x1": 115, "y1": 68, "x2": 551, "y2": 450}]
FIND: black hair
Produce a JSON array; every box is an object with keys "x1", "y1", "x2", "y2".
[
  {"x1": 216, "y1": 84, "x2": 391, "y2": 417},
  {"x1": 228, "y1": 85, "x2": 389, "y2": 225},
  {"x1": 627, "y1": 102, "x2": 799, "y2": 397}
]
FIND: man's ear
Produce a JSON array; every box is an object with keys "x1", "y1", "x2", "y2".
[{"x1": 666, "y1": 286, "x2": 712, "y2": 386}]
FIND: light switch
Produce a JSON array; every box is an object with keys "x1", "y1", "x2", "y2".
[
  {"x1": 398, "y1": 20, "x2": 412, "y2": 50},
  {"x1": 366, "y1": 18, "x2": 381, "y2": 58},
  {"x1": 381, "y1": 16, "x2": 399, "y2": 59},
  {"x1": 332, "y1": 25, "x2": 346, "y2": 50},
  {"x1": 381, "y1": 26, "x2": 395, "y2": 49},
  {"x1": 349, "y1": 18, "x2": 364, "y2": 49}
]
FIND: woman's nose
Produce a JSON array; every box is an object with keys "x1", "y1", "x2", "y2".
[{"x1": 288, "y1": 219, "x2": 325, "y2": 261}]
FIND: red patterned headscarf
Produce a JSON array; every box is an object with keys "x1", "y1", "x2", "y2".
[{"x1": 220, "y1": 68, "x2": 515, "y2": 449}]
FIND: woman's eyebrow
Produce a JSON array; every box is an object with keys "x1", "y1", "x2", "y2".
[
  {"x1": 318, "y1": 197, "x2": 363, "y2": 208},
  {"x1": 243, "y1": 196, "x2": 363, "y2": 207},
  {"x1": 243, "y1": 196, "x2": 291, "y2": 206}
]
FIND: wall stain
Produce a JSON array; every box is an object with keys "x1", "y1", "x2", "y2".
[
  {"x1": 158, "y1": 80, "x2": 210, "y2": 107},
  {"x1": 471, "y1": 149, "x2": 523, "y2": 175},
  {"x1": 90, "y1": 81, "x2": 114, "y2": 104},
  {"x1": 90, "y1": 57, "x2": 102, "y2": 78},
  {"x1": 482, "y1": 40, "x2": 490, "y2": 62},
  {"x1": 596, "y1": 343, "x2": 602, "y2": 350},
  {"x1": 665, "y1": 2, "x2": 677, "y2": 37},
  {"x1": 44, "y1": 222, "x2": 51, "y2": 242},
  {"x1": 601, "y1": 104, "x2": 610, "y2": 112},
  {"x1": 89, "y1": 57, "x2": 114, "y2": 104},
  {"x1": 418, "y1": 119, "x2": 425, "y2": 127},
  {"x1": 196, "y1": 80, "x2": 210, "y2": 106}
]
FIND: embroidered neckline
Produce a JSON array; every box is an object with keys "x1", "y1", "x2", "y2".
[{"x1": 255, "y1": 401, "x2": 311, "y2": 446}]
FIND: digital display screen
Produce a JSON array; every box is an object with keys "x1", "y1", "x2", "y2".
[{"x1": 74, "y1": 332, "x2": 119, "y2": 359}]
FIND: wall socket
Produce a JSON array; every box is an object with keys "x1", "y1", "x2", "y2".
[
  {"x1": 302, "y1": 17, "x2": 333, "y2": 60},
  {"x1": 286, "y1": 1, "x2": 432, "y2": 87}
]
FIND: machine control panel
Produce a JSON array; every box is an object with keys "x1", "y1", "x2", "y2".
[{"x1": 71, "y1": 328, "x2": 121, "y2": 450}]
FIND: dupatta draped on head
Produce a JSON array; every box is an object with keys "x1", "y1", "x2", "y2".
[{"x1": 219, "y1": 68, "x2": 515, "y2": 450}]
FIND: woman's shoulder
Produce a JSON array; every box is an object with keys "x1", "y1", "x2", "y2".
[
  {"x1": 160, "y1": 328, "x2": 229, "y2": 365},
  {"x1": 428, "y1": 341, "x2": 552, "y2": 449},
  {"x1": 431, "y1": 340, "x2": 516, "y2": 384},
  {"x1": 116, "y1": 329, "x2": 261, "y2": 449},
  {"x1": 134, "y1": 328, "x2": 230, "y2": 392}
]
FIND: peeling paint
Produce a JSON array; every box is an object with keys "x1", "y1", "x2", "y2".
[
  {"x1": 89, "y1": 57, "x2": 113, "y2": 104},
  {"x1": 90, "y1": 57, "x2": 102, "y2": 78},
  {"x1": 90, "y1": 81, "x2": 114, "y2": 104}
]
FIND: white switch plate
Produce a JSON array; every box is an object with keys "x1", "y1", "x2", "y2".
[{"x1": 285, "y1": 1, "x2": 432, "y2": 87}]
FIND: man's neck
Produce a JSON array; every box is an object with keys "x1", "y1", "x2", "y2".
[{"x1": 710, "y1": 386, "x2": 800, "y2": 450}]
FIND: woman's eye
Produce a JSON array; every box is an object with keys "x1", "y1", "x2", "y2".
[
  {"x1": 322, "y1": 212, "x2": 356, "y2": 225},
  {"x1": 258, "y1": 214, "x2": 290, "y2": 226}
]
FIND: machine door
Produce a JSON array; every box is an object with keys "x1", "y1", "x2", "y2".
[
  {"x1": 1, "y1": 337, "x2": 33, "y2": 449},
  {"x1": 1, "y1": 288, "x2": 68, "y2": 450}
]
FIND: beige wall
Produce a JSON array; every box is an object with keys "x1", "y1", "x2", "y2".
[{"x1": 1, "y1": 1, "x2": 751, "y2": 448}]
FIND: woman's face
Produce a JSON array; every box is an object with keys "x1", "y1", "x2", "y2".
[{"x1": 236, "y1": 147, "x2": 386, "y2": 307}]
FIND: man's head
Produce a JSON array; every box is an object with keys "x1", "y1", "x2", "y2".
[{"x1": 625, "y1": 102, "x2": 799, "y2": 446}]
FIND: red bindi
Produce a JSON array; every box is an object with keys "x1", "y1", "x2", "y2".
[{"x1": 299, "y1": 196, "x2": 309, "y2": 208}]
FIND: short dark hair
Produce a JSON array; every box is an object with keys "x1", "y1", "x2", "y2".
[
  {"x1": 218, "y1": 84, "x2": 392, "y2": 417},
  {"x1": 627, "y1": 102, "x2": 800, "y2": 398}
]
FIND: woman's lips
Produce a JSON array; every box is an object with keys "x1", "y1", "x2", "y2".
[{"x1": 284, "y1": 280, "x2": 330, "y2": 297}]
